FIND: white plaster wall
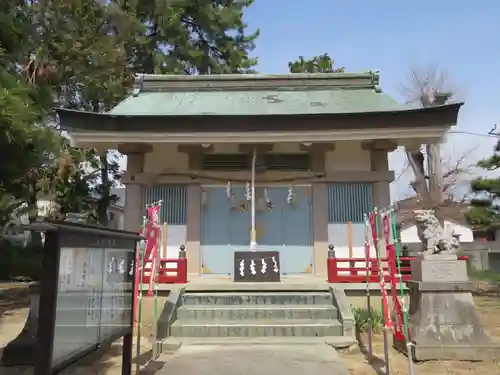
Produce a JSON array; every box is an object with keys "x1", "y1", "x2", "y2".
[
  {"x1": 494, "y1": 229, "x2": 500, "y2": 241},
  {"x1": 145, "y1": 145, "x2": 189, "y2": 173},
  {"x1": 158, "y1": 225, "x2": 186, "y2": 275},
  {"x1": 18, "y1": 199, "x2": 58, "y2": 223},
  {"x1": 400, "y1": 220, "x2": 474, "y2": 243},
  {"x1": 108, "y1": 207, "x2": 124, "y2": 230},
  {"x1": 144, "y1": 225, "x2": 187, "y2": 277},
  {"x1": 325, "y1": 142, "x2": 371, "y2": 171},
  {"x1": 327, "y1": 223, "x2": 377, "y2": 275}
]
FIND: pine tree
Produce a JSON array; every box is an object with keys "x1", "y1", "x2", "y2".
[
  {"x1": 1, "y1": 0, "x2": 260, "y2": 227},
  {"x1": 0, "y1": 0, "x2": 60, "y2": 228},
  {"x1": 20, "y1": 0, "x2": 144, "y2": 223},
  {"x1": 466, "y1": 141, "x2": 500, "y2": 230},
  {"x1": 126, "y1": 0, "x2": 259, "y2": 74},
  {"x1": 288, "y1": 54, "x2": 344, "y2": 73}
]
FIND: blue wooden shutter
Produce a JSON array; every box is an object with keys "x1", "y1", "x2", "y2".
[
  {"x1": 143, "y1": 184, "x2": 187, "y2": 224},
  {"x1": 327, "y1": 183, "x2": 373, "y2": 223}
]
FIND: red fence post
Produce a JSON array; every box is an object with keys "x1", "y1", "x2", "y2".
[
  {"x1": 327, "y1": 244, "x2": 337, "y2": 283},
  {"x1": 177, "y1": 244, "x2": 188, "y2": 283},
  {"x1": 177, "y1": 245, "x2": 187, "y2": 284},
  {"x1": 177, "y1": 259, "x2": 187, "y2": 283}
]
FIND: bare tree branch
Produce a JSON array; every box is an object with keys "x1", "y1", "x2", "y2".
[
  {"x1": 400, "y1": 63, "x2": 458, "y2": 208},
  {"x1": 441, "y1": 146, "x2": 478, "y2": 199},
  {"x1": 394, "y1": 158, "x2": 410, "y2": 183},
  {"x1": 401, "y1": 64, "x2": 456, "y2": 106}
]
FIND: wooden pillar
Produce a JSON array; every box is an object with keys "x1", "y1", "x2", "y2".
[
  {"x1": 362, "y1": 140, "x2": 397, "y2": 210},
  {"x1": 300, "y1": 143, "x2": 335, "y2": 176},
  {"x1": 362, "y1": 140, "x2": 397, "y2": 259},
  {"x1": 118, "y1": 143, "x2": 152, "y2": 232},
  {"x1": 186, "y1": 184, "x2": 201, "y2": 276},
  {"x1": 177, "y1": 144, "x2": 214, "y2": 170},
  {"x1": 312, "y1": 183, "x2": 329, "y2": 276}
]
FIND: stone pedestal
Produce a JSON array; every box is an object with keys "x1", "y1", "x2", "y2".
[
  {"x1": 399, "y1": 254, "x2": 499, "y2": 361},
  {"x1": 1, "y1": 283, "x2": 40, "y2": 366}
]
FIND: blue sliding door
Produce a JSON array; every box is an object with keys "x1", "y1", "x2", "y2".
[{"x1": 200, "y1": 185, "x2": 313, "y2": 275}]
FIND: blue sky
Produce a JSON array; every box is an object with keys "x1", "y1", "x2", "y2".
[{"x1": 243, "y1": 0, "x2": 500, "y2": 199}]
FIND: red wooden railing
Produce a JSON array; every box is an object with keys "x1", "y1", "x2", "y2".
[
  {"x1": 327, "y1": 254, "x2": 468, "y2": 283},
  {"x1": 142, "y1": 257, "x2": 188, "y2": 284}
]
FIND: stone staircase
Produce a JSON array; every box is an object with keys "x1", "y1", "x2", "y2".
[{"x1": 161, "y1": 285, "x2": 356, "y2": 348}]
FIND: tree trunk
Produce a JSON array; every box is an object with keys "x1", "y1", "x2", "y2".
[
  {"x1": 27, "y1": 179, "x2": 41, "y2": 246},
  {"x1": 405, "y1": 148, "x2": 431, "y2": 204},
  {"x1": 98, "y1": 153, "x2": 109, "y2": 226},
  {"x1": 426, "y1": 143, "x2": 444, "y2": 205}
]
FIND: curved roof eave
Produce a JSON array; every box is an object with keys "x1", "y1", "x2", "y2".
[{"x1": 56, "y1": 102, "x2": 464, "y2": 122}]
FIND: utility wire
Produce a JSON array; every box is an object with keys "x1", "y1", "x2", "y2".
[
  {"x1": 391, "y1": 129, "x2": 497, "y2": 183},
  {"x1": 448, "y1": 130, "x2": 500, "y2": 139}
]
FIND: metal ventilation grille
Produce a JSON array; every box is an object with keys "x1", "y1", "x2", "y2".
[
  {"x1": 264, "y1": 154, "x2": 311, "y2": 171},
  {"x1": 202, "y1": 153, "x2": 311, "y2": 171},
  {"x1": 327, "y1": 183, "x2": 373, "y2": 223},
  {"x1": 143, "y1": 185, "x2": 188, "y2": 224},
  {"x1": 202, "y1": 154, "x2": 250, "y2": 170}
]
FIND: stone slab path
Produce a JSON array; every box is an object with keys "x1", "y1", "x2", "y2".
[
  {"x1": 1, "y1": 305, "x2": 350, "y2": 374},
  {"x1": 157, "y1": 344, "x2": 350, "y2": 375}
]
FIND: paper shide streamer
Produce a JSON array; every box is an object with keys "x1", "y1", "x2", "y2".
[{"x1": 239, "y1": 256, "x2": 279, "y2": 276}]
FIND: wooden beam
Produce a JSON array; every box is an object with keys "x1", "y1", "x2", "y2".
[
  {"x1": 298, "y1": 143, "x2": 335, "y2": 152},
  {"x1": 300, "y1": 143, "x2": 335, "y2": 175},
  {"x1": 177, "y1": 144, "x2": 214, "y2": 154},
  {"x1": 117, "y1": 143, "x2": 152, "y2": 154},
  {"x1": 361, "y1": 140, "x2": 397, "y2": 152},
  {"x1": 177, "y1": 144, "x2": 214, "y2": 170},
  {"x1": 237, "y1": 144, "x2": 274, "y2": 153}
]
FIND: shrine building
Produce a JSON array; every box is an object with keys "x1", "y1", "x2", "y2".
[{"x1": 57, "y1": 72, "x2": 463, "y2": 279}]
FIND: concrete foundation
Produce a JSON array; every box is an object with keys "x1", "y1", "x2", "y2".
[
  {"x1": 399, "y1": 254, "x2": 499, "y2": 361},
  {"x1": 1, "y1": 284, "x2": 39, "y2": 366}
]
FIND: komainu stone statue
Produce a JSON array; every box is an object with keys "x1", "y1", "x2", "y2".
[
  {"x1": 413, "y1": 209, "x2": 460, "y2": 255},
  {"x1": 399, "y1": 209, "x2": 498, "y2": 361}
]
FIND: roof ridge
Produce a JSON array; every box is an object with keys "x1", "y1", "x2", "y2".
[{"x1": 131, "y1": 71, "x2": 382, "y2": 96}]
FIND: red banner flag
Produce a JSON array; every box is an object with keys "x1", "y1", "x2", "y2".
[
  {"x1": 134, "y1": 205, "x2": 161, "y2": 325},
  {"x1": 146, "y1": 206, "x2": 161, "y2": 296}
]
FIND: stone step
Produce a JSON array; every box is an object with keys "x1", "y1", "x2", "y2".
[
  {"x1": 177, "y1": 305, "x2": 338, "y2": 320},
  {"x1": 159, "y1": 336, "x2": 357, "y2": 351},
  {"x1": 170, "y1": 319, "x2": 343, "y2": 337},
  {"x1": 181, "y1": 292, "x2": 333, "y2": 306}
]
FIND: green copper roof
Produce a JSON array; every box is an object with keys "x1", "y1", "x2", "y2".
[
  {"x1": 107, "y1": 72, "x2": 403, "y2": 117},
  {"x1": 110, "y1": 89, "x2": 401, "y2": 116}
]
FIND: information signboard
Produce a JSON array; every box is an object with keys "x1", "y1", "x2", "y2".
[
  {"x1": 100, "y1": 248, "x2": 134, "y2": 341},
  {"x1": 51, "y1": 231, "x2": 135, "y2": 367}
]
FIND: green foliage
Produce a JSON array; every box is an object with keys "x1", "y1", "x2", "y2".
[
  {"x1": 0, "y1": 0, "x2": 31, "y2": 71},
  {"x1": 126, "y1": 0, "x2": 259, "y2": 74},
  {"x1": 468, "y1": 267, "x2": 500, "y2": 283},
  {"x1": 30, "y1": 0, "x2": 143, "y2": 109},
  {"x1": 351, "y1": 306, "x2": 384, "y2": 333},
  {"x1": 466, "y1": 140, "x2": 500, "y2": 230},
  {"x1": 466, "y1": 258, "x2": 500, "y2": 283},
  {"x1": 0, "y1": 73, "x2": 56, "y2": 184},
  {"x1": 0, "y1": 0, "x2": 259, "y2": 230},
  {"x1": 0, "y1": 71, "x2": 60, "y2": 221},
  {"x1": 0, "y1": 241, "x2": 43, "y2": 281},
  {"x1": 288, "y1": 53, "x2": 344, "y2": 73}
]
